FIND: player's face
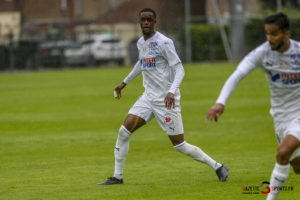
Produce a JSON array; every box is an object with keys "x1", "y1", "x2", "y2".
[
  {"x1": 139, "y1": 12, "x2": 156, "y2": 38},
  {"x1": 265, "y1": 24, "x2": 290, "y2": 52}
]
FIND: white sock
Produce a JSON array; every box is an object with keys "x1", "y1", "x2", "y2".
[
  {"x1": 113, "y1": 125, "x2": 131, "y2": 180},
  {"x1": 174, "y1": 141, "x2": 222, "y2": 170},
  {"x1": 266, "y1": 163, "x2": 290, "y2": 200}
]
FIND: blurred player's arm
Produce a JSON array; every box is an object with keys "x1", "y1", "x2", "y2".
[
  {"x1": 161, "y1": 39, "x2": 184, "y2": 109},
  {"x1": 114, "y1": 60, "x2": 142, "y2": 99},
  {"x1": 165, "y1": 63, "x2": 185, "y2": 109}
]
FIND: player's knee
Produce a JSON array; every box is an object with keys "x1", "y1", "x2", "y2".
[
  {"x1": 118, "y1": 125, "x2": 131, "y2": 140},
  {"x1": 276, "y1": 146, "x2": 292, "y2": 163}
]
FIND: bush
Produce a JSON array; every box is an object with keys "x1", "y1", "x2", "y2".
[
  {"x1": 190, "y1": 24, "x2": 227, "y2": 61},
  {"x1": 245, "y1": 17, "x2": 300, "y2": 53},
  {"x1": 176, "y1": 24, "x2": 228, "y2": 62},
  {"x1": 290, "y1": 18, "x2": 300, "y2": 41},
  {"x1": 245, "y1": 18, "x2": 266, "y2": 53}
]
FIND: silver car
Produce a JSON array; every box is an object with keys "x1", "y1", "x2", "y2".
[
  {"x1": 82, "y1": 34, "x2": 126, "y2": 66},
  {"x1": 64, "y1": 42, "x2": 90, "y2": 66}
]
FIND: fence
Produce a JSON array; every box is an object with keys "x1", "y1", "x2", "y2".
[{"x1": 1, "y1": 15, "x2": 300, "y2": 71}]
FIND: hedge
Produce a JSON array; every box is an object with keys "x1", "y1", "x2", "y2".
[{"x1": 177, "y1": 17, "x2": 300, "y2": 62}]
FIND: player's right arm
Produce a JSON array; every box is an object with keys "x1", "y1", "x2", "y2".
[
  {"x1": 114, "y1": 82, "x2": 127, "y2": 99},
  {"x1": 206, "y1": 103, "x2": 224, "y2": 122},
  {"x1": 114, "y1": 60, "x2": 142, "y2": 99}
]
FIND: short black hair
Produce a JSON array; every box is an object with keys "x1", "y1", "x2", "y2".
[
  {"x1": 139, "y1": 8, "x2": 156, "y2": 18},
  {"x1": 264, "y1": 12, "x2": 290, "y2": 31}
]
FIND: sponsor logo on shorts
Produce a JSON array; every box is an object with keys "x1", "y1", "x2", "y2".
[
  {"x1": 165, "y1": 116, "x2": 175, "y2": 133},
  {"x1": 165, "y1": 117, "x2": 171, "y2": 122}
]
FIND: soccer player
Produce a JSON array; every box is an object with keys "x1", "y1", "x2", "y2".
[
  {"x1": 98, "y1": 8, "x2": 229, "y2": 185},
  {"x1": 206, "y1": 13, "x2": 300, "y2": 200}
]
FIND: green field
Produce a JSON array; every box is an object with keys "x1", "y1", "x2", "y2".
[{"x1": 0, "y1": 63, "x2": 299, "y2": 200}]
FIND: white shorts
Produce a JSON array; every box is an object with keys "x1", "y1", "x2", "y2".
[
  {"x1": 128, "y1": 94, "x2": 184, "y2": 135},
  {"x1": 274, "y1": 117, "x2": 300, "y2": 161}
]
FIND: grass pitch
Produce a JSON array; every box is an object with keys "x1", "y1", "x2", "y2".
[{"x1": 0, "y1": 63, "x2": 299, "y2": 200}]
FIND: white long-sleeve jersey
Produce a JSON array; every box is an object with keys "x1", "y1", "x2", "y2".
[
  {"x1": 123, "y1": 32, "x2": 184, "y2": 105},
  {"x1": 217, "y1": 39, "x2": 300, "y2": 124}
]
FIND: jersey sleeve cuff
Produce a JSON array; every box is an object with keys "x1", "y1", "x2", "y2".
[
  {"x1": 123, "y1": 79, "x2": 128, "y2": 84},
  {"x1": 216, "y1": 100, "x2": 225, "y2": 105},
  {"x1": 168, "y1": 89, "x2": 176, "y2": 94}
]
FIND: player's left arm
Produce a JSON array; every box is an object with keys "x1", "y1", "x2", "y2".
[
  {"x1": 161, "y1": 39, "x2": 184, "y2": 109},
  {"x1": 165, "y1": 63, "x2": 185, "y2": 109}
]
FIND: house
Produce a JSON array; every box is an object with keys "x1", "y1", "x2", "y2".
[{"x1": 0, "y1": 0, "x2": 262, "y2": 63}]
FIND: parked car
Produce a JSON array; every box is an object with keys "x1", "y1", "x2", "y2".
[
  {"x1": 39, "y1": 40, "x2": 73, "y2": 67},
  {"x1": 64, "y1": 42, "x2": 91, "y2": 66},
  {"x1": 81, "y1": 34, "x2": 126, "y2": 66}
]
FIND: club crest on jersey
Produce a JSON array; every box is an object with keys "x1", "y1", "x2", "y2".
[
  {"x1": 142, "y1": 46, "x2": 147, "y2": 54},
  {"x1": 142, "y1": 57, "x2": 156, "y2": 68}
]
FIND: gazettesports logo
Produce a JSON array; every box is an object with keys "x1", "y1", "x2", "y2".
[{"x1": 242, "y1": 181, "x2": 294, "y2": 195}]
